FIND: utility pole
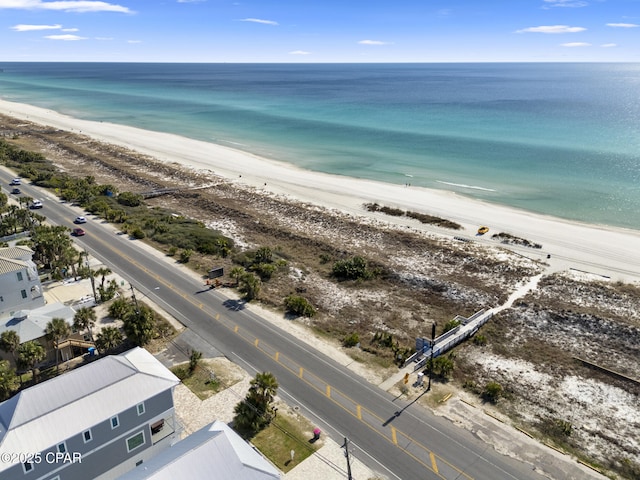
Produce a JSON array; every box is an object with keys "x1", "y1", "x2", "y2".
[
  {"x1": 341, "y1": 437, "x2": 353, "y2": 480},
  {"x1": 130, "y1": 283, "x2": 140, "y2": 314},
  {"x1": 85, "y1": 250, "x2": 97, "y2": 303},
  {"x1": 427, "y1": 322, "x2": 436, "y2": 391}
]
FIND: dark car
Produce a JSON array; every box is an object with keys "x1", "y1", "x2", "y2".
[
  {"x1": 11, "y1": 188, "x2": 21, "y2": 195},
  {"x1": 71, "y1": 228, "x2": 86, "y2": 237}
]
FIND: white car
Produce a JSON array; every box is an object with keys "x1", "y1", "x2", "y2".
[
  {"x1": 10, "y1": 178, "x2": 21, "y2": 186},
  {"x1": 74, "y1": 216, "x2": 87, "y2": 224},
  {"x1": 30, "y1": 200, "x2": 43, "y2": 209}
]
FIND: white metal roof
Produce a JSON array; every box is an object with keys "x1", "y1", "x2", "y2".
[
  {"x1": 0, "y1": 245, "x2": 34, "y2": 261},
  {"x1": 0, "y1": 257, "x2": 25, "y2": 275},
  {"x1": 0, "y1": 302, "x2": 75, "y2": 343},
  {"x1": 0, "y1": 347, "x2": 179, "y2": 471},
  {"x1": 116, "y1": 421, "x2": 281, "y2": 480}
]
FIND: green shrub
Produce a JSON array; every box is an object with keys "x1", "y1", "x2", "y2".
[
  {"x1": 284, "y1": 295, "x2": 316, "y2": 317},
  {"x1": 252, "y1": 263, "x2": 277, "y2": 280},
  {"x1": 332, "y1": 256, "x2": 377, "y2": 281},
  {"x1": 343, "y1": 332, "x2": 360, "y2": 348},
  {"x1": 472, "y1": 334, "x2": 487, "y2": 346},
  {"x1": 180, "y1": 249, "x2": 193, "y2": 263},
  {"x1": 131, "y1": 227, "x2": 146, "y2": 239},
  {"x1": 442, "y1": 319, "x2": 461, "y2": 334},
  {"x1": 483, "y1": 381, "x2": 503, "y2": 403},
  {"x1": 117, "y1": 191, "x2": 143, "y2": 207}
]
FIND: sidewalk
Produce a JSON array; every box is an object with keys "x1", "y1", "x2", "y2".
[{"x1": 154, "y1": 348, "x2": 384, "y2": 480}]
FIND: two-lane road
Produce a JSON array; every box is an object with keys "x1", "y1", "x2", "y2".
[{"x1": 3, "y1": 171, "x2": 575, "y2": 480}]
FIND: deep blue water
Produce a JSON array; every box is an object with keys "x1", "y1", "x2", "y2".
[{"x1": 1, "y1": 62, "x2": 639, "y2": 229}]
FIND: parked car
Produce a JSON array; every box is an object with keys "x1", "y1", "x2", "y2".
[
  {"x1": 11, "y1": 188, "x2": 21, "y2": 195},
  {"x1": 30, "y1": 200, "x2": 43, "y2": 209},
  {"x1": 71, "y1": 228, "x2": 86, "y2": 236},
  {"x1": 10, "y1": 178, "x2": 21, "y2": 185},
  {"x1": 74, "y1": 216, "x2": 87, "y2": 224}
]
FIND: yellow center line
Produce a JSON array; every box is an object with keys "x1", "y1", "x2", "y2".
[
  {"x1": 92, "y1": 239, "x2": 472, "y2": 480},
  {"x1": 430, "y1": 452, "x2": 439, "y2": 474}
]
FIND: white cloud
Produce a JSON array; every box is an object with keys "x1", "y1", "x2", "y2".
[
  {"x1": 542, "y1": 0, "x2": 588, "y2": 8},
  {"x1": 0, "y1": 1, "x2": 133, "y2": 13},
  {"x1": 95, "y1": 36, "x2": 113, "y2": 40},
  {"x1": 516, "y1": 25, "x2": 586, "y2": 34},
  {"x1": 239, "y1": 18, "x2": 278, "y2": 26},
  {"x1": 289, "y1": 50, "x2": 310, "y2": 55},
  {"x1": 127, "y1": 39, "x2": 141, "y2": 43},
  {"x1": 44, "y1": 34, "x2": 86, "y2": 40},
  {"x1": 606, "y1": 23, "x2": 638, "y2": 28},
  {"x1": 62, "y1": 27, "x2": 78, "y2": 32},
  {"x1": 358, "y1": 39, "x2": 392, "y2": 45},
  {"x1": 561, "y1": 42, "x2": 591, "y2": 47},
  {"x1": 11, "y1": 23, "x2": 62, "y2": 31},
  {"x1": 601, "y1": 43, "x2": 617, "y2": 48}
]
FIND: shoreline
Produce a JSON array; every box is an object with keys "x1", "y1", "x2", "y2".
[{"x1": 1, "y1": 97, "x2": 640, "y2": 282}]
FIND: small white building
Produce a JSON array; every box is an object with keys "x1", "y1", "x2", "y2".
[{"x1": 0, "y1": 246, "x2": 45, "y2": 318}]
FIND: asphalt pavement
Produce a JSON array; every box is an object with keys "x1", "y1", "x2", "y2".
[{"x1": 2, "y1": 167, "x2": 605, "y2": 480}]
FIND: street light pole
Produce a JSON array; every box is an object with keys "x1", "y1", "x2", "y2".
[
  {"x1": 341, "y1": 437, "x2": 353, "y2": 480},
  {"x1": 427, "y1": 322, "x2": 436, "y2": 391}
]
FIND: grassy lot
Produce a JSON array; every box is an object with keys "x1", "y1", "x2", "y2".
[
  {"x1": 251, "y1": 412, "x2": 319, "y2": 473},
  {"x1": 171, "y1": 364, "x2": 223, "y2": 400}
]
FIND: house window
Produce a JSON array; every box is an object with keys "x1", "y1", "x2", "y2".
[
  {"x1": 17, "y1": 272, "x2": 23, "y2": 281},
  {"x1": 126, "y1": 431, "x2": 145, "y2": 453},
  {"x1": 136, "y1": 460, "x2": 143, "y2": 467},
  {"x1": 57, "y1": 442, "x2": 67, "y2": 453},
  {"x1": 83, "y1": 429, "x2": 92, "y2": 443},
  {"x1": 22, "y1": 462, "x2": 33, "y2": 473},
  {"x1": 136, "y1": 402, "x2": 145, "y2": 416},
  {"x1": 21, "y1": 290, "x2": 27, "y2": 299},
  {"x1": 111, "y1": 415, "x2": 119, "y2": 429}
]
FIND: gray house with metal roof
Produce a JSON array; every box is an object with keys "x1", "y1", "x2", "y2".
[
  {"x1": 0, "y1": 347, "x2": 180, "y2": 480},
  {"x1": 116, "y1": 420, "x2": 281, "y2": 480},
  {"x1": 0, "y1": 246, "x2": 45, "y2": 318}
]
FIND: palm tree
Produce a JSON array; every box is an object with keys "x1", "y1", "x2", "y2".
[
  {"x1": 123, "y1": 305, "x2": 155, "y2": 346},
  {"x1": 108, "y1": 297, "x2": 133, "y2": 320},
  {"x1": 233, "y1": 371, "x2": 279, "y2": 435},
  {"x1": 17, "y1": 341, "x2": 46, "y2": 384},
  {"x1": 230, "y1": 266, "x2": 244, "y2": 286},
  {"x1": 95, "y1": 326, "x2": 124, "y2": 353},
  {"x1": 45, "y1": 318, "x2": 71, "y2": 373},
  {"x1": 250, "y1": 371, "x2": 279, "y2": 413},
  {"x1": 0, "y1": 330, "x2": 20, "y2": 363},
  {"x1": 93, "y1": 266, "x2": 112, "y2": 292},
  {"x1": 0, "y1": 360, "x2": 19, "y2": 401},
  {"x1": 73, "y1": 307, "x2": 97, "y2": 344},
  {"x1": 238, "y1": 272, "x2": 261, "y2": 300}
]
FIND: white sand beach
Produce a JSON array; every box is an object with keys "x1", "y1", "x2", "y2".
[{"x1": 2, "y1": 98, "x2": 640, "y2": 283}]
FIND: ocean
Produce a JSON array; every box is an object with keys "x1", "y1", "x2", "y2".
[{"x1": 0, "y1": 62, "x2": 639, "y2": 229}]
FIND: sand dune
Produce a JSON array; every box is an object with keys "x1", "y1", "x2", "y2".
[{"x1": 1, "y1": 98, "x2": 639, "y2": 283}]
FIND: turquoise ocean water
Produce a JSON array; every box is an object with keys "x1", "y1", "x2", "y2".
[{"x1": 0, "y1": 62, "x2": 639, "y2": 229}]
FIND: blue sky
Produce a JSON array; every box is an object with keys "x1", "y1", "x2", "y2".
[{"x1": 0, "y1": 0, "x2": 638, "y2": 62}]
